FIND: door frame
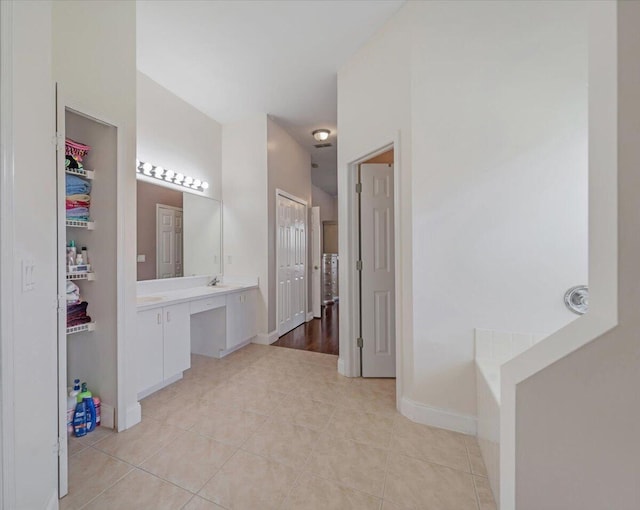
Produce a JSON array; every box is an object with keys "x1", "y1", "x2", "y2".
[
  {"x1": 341, "y1": 136, "x2": 403, "y2": 390},
  {"x1": 0, "y1": 1, "x2": 16, "y2": 506},
  {"x1": 275, "y1": 189, "x2": 308, "y2": 337},
  {"x1": 311, "y1": 206, "x2": 321, "y2": 318},
  {"x1": 155, "y1": 203, "x2": 183, "y2": 279}
]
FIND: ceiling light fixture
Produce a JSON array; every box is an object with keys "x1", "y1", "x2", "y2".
[
  {"x1": 312, "y1": 129, "x2": 330, "y2": 142},
  {"x1": 136, "y1": 160, "x2": 208, "y2": 192}
]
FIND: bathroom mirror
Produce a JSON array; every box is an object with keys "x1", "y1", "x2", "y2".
[{"x1": 136, "y1": 179, "x2": 222, "y2": 281}]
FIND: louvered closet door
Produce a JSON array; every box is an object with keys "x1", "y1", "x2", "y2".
[{"x1": 277, "y1": 193, "x2": 307, "y2": 336}]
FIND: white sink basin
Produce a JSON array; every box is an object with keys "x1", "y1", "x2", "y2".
[{"x1": 137, "y1": 295, "x2": 164, "y2": 303}]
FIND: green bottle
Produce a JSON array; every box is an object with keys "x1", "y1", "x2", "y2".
[{"x1": 77, "y1": 382, "x2": 92, "y2": 403}]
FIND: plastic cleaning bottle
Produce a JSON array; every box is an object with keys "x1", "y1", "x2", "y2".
[
  {"x1": 73, "y1": 400, "x2": 87, "y2": 437},
  {"x1": 93, "y1": 396, "x2": 101, "y2": 426},
  {"x1": 66, "y1": 391, "x2": 77, "y2": 437},
  {"x1": 84, "y1": 396, "x2": 96, "y2": 433},
  {"x1": 77, "y1": 382, "x2": 92, "y2": 403}
]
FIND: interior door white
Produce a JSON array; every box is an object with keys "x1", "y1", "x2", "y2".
[
  {"x1": 56, "y1": 85, "x2": 69, "y2": 498},
  {"x1": 360, "y1": 163, "x2": 396, "y2": 377},
  {"x1": 311, "y1": 206, "x2": 321, "y2": 318},
  {"x1": 277, "y1": 193, "x2": 307, "y2": 336},
  {"x1": 156, "y1": 205, "x2": 182, "y2": 279}
]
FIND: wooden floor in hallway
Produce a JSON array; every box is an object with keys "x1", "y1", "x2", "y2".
[{"x1": 272, "y1": 303, "x2": 339, "y2": 355}]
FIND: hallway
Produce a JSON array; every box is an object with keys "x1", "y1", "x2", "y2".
[
  {"x1": 63, "y1": 344, "x2": 494, "y2": 510},
  {"x1": 273, "y1": 304, "x2": 339, "y2": 355}
]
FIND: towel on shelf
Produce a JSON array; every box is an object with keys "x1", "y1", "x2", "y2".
[
  {"x1": 66, "y1": 194, "x2": 91, "y2": 209},
  {"x1": 66, "y1": 281, "x2": 80, "y2": 304},
  {"x1": 66, "y1": 207, "x2": 90, "y2": 221},
  {"x1": 67, "y1": 301, "x2": 91, "y2": 327},
  {"x1": 66, "y1": 174, "x2": 91, "y2": 195},
  {"x1": 65, "y1": 156, "x2": 84, "y2": 170},
  {"x1": 65, "y1": 138, "x2": 91, "y2": 162}
]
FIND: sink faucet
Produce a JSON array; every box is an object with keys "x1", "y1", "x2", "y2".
[{"x1": 208, "y1": 276, "x2": 220, "y2": 287}]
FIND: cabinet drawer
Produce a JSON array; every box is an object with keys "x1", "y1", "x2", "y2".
[{"x1": 190, "y1": 295, "x2": 226, "y2": 315}]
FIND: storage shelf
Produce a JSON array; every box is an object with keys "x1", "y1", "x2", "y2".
[
  {"x1": 66, "y1": 322, "x2": 96, "y2": 335},
  {"x1": 66, "y1": 219, "x2": 95, "y2": 230},
  {"x1": 66, "y1": 272, "x2": 95, "y2": 281},
  {"x1": 65, "y1": 168, "x2": 95, "y2": 180}
]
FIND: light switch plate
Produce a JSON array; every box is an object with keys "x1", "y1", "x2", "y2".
[{"x1": 137, "y1": 254, "x2": 146, "y2": 263}]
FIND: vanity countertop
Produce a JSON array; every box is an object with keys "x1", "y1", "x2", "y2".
[{"x1": 136, "y1": 282, "x2": 258, "y2": 311}]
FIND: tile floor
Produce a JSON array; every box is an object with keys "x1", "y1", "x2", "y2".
[{"x1": 62, "y1": 344, "x2": 496, "y2": 510}]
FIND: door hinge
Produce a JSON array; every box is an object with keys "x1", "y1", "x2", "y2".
[
  {"x1": 55, "y1": 437, "x2": 64, "y2": 457},
  {"x1": 355, "y1": 182, "x2": 362, "y2": 193},
  {"x1": 57, "y1": 294, "x2": 66, "y2": 312},
  {"x1": 356, "y1": 260, "x2": 363, "y2": 271},
  {"x1": 357, "y1": 337, "x2": 363, "y2": 348},
  {"x1": 54, "y1": 132, "x2": 65, "y2": 151}
]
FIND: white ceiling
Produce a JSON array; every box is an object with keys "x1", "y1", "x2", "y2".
[{"x1": 136, "y1": 0, "x2": 405, "y2": 196}]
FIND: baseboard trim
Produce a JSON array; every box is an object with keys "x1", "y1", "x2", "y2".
[
  {"x1": 400, "y1": 396, "x2": 477, "y2": 435},
  {"x1": 337, "y1": 357, "x2": 346, "y2": 376},
  {"x1": 253, "y1": 330, "x2": 278, "y2": 345},
  {"x1": 306, "y1": 312, "x2": 314, "y2": 322},
  {"x1": 125, "y1": 402, "x2": 142, "y2": 430}
]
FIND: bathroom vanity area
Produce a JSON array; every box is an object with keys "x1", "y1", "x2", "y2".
[{"x1": 135, "y1": 276, "x2": 258, "y2": 399}]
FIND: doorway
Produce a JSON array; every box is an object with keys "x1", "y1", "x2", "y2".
[
  {"x1": 357, "y1": 149, "x2": 396, "y2": 377},
  {"x1": 276, "y1": 190, "x2": 308, "y2": 337}
]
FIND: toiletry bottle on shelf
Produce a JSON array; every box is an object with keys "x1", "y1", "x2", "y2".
[
  {"x1": 84, "y1": 396, "x2": 96, "y2": 433},
  {"x1": 77, "y1": 382, "x2": 92, "y2": 403},
  {"x1": 73, "y1": 400, "x2": 87, "y2": 437},
  {"x1": 93, "y1": 396, "x2": 101, "y2": 426},
  {"x1": 81, "y1": 246, "x2": 89, "y2": 265}
]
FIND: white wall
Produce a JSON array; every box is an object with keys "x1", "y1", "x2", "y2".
[
  {"x1": 267, "y1": 117, "x2": 312, "y2": 328},
  {"x1": 514, "y1": 3, "x2": 640, "y2": 509},
  {"x1": 52, "y1": 0, "x2": 138, "y2": 430},
  {"x1": 312, "y1": 185, "x2": 337, "y2": 224},
  {"x1": 338, "y1": 0, "x2": 588, "y2": 429},
  {"x1": 137, "y1": 72, "x2": 222, "y2": 201},
  {"x1": 9, "y1": 2, "x2": 59, "y2": 507},
  {"x1": 222, "y1": 115, "x2": 269, "y2": 336}
]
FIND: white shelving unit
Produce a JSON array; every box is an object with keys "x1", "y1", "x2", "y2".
[
  {"x1": 66, "y1": 322, "x2": 96, "y2": 335},
  {"x1": 66, "y1": 272, "x2": 96, "y2": 281},
  {"x1": 65, "y1": 167, "x2": 95, "y2": 180},
  {"x1": 65, "y1": 219, "x2": 95, "y2": 230}
]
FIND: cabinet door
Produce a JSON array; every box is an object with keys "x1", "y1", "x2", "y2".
[
  {"x1": 163, "y1": 302, "x2": 191, "y2": 378},
  {"x1": 244, "y1": 290, "x2": 257, "y2": 340},
  {"x1": 226, "y1": 292, "x2": 243, "y2": 349},
  {"x1": 136, "y1": 308, "x2": 164, "y2": 394}
]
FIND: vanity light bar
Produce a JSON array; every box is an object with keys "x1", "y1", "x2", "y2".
[{"x1": 136, "y1": 160, "x2": 209, "y2": 192}]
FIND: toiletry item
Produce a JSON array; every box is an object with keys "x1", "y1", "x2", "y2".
[
  {"x1": 77, "y1": 382, "x2": 92, "y2": 403},
  {"x1": 93, "y1": 396, "x2": 101, "y2": 426},
  {"x1": 67, "y1": 245, "x2": 77, "y2": 267},
  {"x1": 84, "y1": 396, "x2": 96, "y2": 433},
  {"x1": 70, "y1": 379, "x2": 80, "y2": 399},
  {"x1": 66, "y1": 391, "x2": 76, "y2": 437},
  {"x1": 73, "y1": 401, "x2": 87, "y2": 437},
  {"x1": 81, "y1": 247, "x2": 89, "y2": 265},
  {"x1": 76, "y1": 253, "x2": 83, "y2": 265}
]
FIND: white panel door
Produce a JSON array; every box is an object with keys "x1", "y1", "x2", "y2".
[
  {"x1": 277, "y1": 193, "x2": 307, "y2": 336},
  {"x1": 174, "y1": 210, "x2": 183, "y2": 277},
  {"x1": 157, "y1": 206, "x2": 176, "y2": 278},
  {"x1": 311, "y1": 206, "x2": 321, "y2": 318},
  {"x1": 360, "y1": 164, "x2": 396, "y2": 377}
]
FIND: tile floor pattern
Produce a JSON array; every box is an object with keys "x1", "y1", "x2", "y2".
[{"x1": 62, "y1": 344, "x2": 497, "y2": 510}]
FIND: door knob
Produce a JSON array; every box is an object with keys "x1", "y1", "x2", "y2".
[{"x1": 314, "y1": 265, "x2": 319, "y2": 270}]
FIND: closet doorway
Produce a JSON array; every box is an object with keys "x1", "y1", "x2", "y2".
[
  {"x1": 276, "y1": 190, "x2": 308, "y2": 337},
  {"x1": 156, "y1": 204, "x2": 183, "y2": 279}
]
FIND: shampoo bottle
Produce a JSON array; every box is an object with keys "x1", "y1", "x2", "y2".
[
  {"x1": 73, "y1": 401, "x2": 87, "y2": 437},
  {"x1": 77, "y1": 382, "x2": 92, "y2": 403},
  {"x1": 84, "y1": 396, "x2": 96, "y2": 433}
]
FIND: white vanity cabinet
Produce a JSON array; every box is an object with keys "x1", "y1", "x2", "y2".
[
  {"x1": 136, "y1": 302, "x2": 191, "y2": 396},
  {"x1": 226, "y1": 289, "x2": 257, "y2": 350}
]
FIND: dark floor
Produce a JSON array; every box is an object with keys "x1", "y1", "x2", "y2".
[{"x1": 272, "y1": 303, "x2": 339, "y2": 355}]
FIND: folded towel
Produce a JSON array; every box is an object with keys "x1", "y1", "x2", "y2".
[
  {"x1": 67, "y1": 316, "x2": 92, "y2": 327},
  {"x1": 66, "y1": 174, "x2": 91, "y2": 195},
  {"x1": 65, "y1": 138, "x2": 91, "y2": 161},
  {"x1": 66, "y1": 281, "x2": 80, "y2": 304},
  {"x1": 66, "y1": 207, "x2": 90, "y2": 220}
]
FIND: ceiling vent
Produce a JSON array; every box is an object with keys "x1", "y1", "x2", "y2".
[{"x1": 314, "y1": 143, "x2": 333, "y2": 149}]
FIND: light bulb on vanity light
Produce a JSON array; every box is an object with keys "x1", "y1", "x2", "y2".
[
  {"x1": 153, "y1": 166, "x2": 164, "y2": 179},
  {"x1": 164, "y1": 169, "x2": 175, "y2": 181},
  {"x1": 201, "y1": 181, "x2": 209, "y2": 190},
  {"x1": 174, "y1": 173, "x2": 185, "y2": 184},
  {"x1": 184, "y1": 176, "x2": 193, "y2": 186},
  {"x1": 142, "y1": 162, "x2": 153, "y2": 175},
  {"x1": 193, "y1": 179, "x2": 202, "y2": 189}
]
